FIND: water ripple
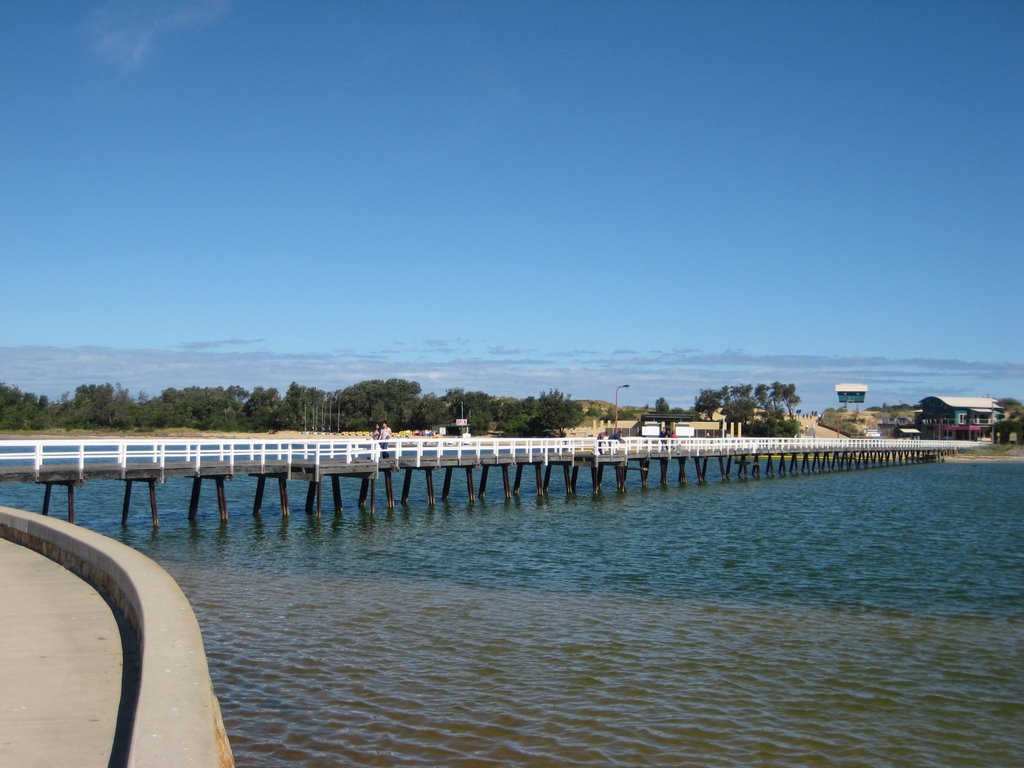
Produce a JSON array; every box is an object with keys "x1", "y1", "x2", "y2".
[{"x1": 3, "y1": 461, "x2": 1022, "y2": 766}]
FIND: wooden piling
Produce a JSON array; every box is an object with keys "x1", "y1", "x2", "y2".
[{"x1": 188, "y1": 477, "x2": 202, "y2": 520}]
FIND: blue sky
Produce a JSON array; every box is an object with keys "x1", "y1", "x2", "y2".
[{"x1": 2, "y1": 0, "x2": 1021, "y2": 412}]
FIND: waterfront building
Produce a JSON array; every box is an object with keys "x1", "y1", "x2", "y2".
[{"x1": 915, "y1": 396, "x2": 1003, "y2": 440}]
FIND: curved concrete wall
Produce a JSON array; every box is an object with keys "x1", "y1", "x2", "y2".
[{"x1": 0, "y1": 506, "x2": 233, "y2": 768}]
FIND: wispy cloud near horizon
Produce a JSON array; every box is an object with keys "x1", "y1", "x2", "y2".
[
  {"x1": 177, "y1": 338, "x2": 263, "y2": 351},
  {"x1": 1, "y1": 344, "x2": 1019, "y2": 411},
  {"x1": 90, "y1": 0, "x2": 228, "y2": 68}
]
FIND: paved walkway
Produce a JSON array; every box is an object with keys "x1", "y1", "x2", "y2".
[{"x1": 0, "y1": 538, "x2": 124, "y2": 768}]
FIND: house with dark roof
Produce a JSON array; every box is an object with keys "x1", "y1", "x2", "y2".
[{"x1": 915, "y1": 396, "x2": 1003, "y2": 440}]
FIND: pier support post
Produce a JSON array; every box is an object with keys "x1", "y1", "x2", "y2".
[
  {"x1": 332, "y1": 475, "x2": 343, "y2": 514},
  {"x1": 253, "y1": 476, "x2": 266, "y2": 516},
  {"x1": 278, "y1": 476, "x2": 290, "y2": 517},
  {"x1": 121, "y1": 479, "x2": 160, "y2": 527},
  {"x1": 304, "y1": 481, "x2": 318, "y2": 516},
  {"x1": 215, "y1": 476, "x2": 229, "y2": 521},
  {"x1": 425, "y1": 469, "x2": 435, "y2": 505},
  {"x1": 502, "y1": 466, "x2": 512, "y2": 499},
  {"x1": 147, "y1": 479, "x2": 158, "y2": 526},
  {"x1": 188, "y1": 477, "x2": 202, "y2": 520},
  {"x1": 401, "y1": 469, "x2": 413, "y2": 504},
  {"x1": 45, "y1": 482, "x2": 81, "y2": 523},
  {"x1": 384, "y1": 471, "x2": 395, "y2": 509},
  {"x1": 121, "y1": 480, "x2": 132, "y2": 526},
  {"x1": 478, "y1": 465, "x2": 489, "y2": 499},
  {"x1": 441, "y1": 468, "x2": 453, "y2": 502}
]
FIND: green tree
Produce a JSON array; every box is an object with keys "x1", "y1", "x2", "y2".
[
  {"x1": 334, "y1": 378, "x2": 421, "y2": 430},
  {"x1": 722, "y1": 384, "x2": 756, "y2": 429},
  {"x1": 527, "y1": 389, "x2": 583, "y2": 436},
  {"x1": 408, "y1": 393, "x2": 449, "y2": 431},
  {"x1": 772, "y1": 381, "x2": 801, "y2": 416},
  {"x1": 63, "y1": 383, "x2": 136, "y2": 429},
  {"x1": 748, "y1": 412, "x2": 801, "y2": 437},
  {"x1": 244, "y1": 387, "x2": 283, "y2": 431},
  {"x1": 281, "y1": 383, "x2": 328, "y2": 431},
  {"x1": 444, "y1": 389, "x2": 495, "y2": 435},
  {"x1": 994, "y1": 419, "x2": 1021, "y2": 444},
  {"x1": 693, "y1": 388, "x2": 725, "y2": 421},
  {"x1": 0, "y1": 383, "x2": 51, "y2": 430}
]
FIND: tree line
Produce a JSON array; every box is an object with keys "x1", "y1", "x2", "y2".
[
  {"x1": 0, "y1": 380, "x2": 583, "y2": 437},
  {"x1": 691, "y1": 382, "x2": 802, "y2": 437},
  {"x1": 0, "y1": 378, "x2": 806, "y2": 438}
]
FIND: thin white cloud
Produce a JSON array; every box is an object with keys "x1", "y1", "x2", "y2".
[
  {"x1": 177, "y1": 338, "x2": 263, "y2": 351},
  {"x1": 91, "y1": 0, "x2": 228, "y2": 68},
  {"x1": 1, "y1": 344, "x2": 1019, "y2": 412}
]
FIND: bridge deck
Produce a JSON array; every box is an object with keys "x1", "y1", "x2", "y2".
[{"x1": 0, "y1": 436, "x2": 964, "y2": 526}]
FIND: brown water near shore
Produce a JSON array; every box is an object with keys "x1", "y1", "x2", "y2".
[{"x1": 944, "y1": 446, "x2": 1024, "y2": 462}]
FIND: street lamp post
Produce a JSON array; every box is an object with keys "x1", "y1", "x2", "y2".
[{"x1": 614, "y1": 384, "x2": 630, "y2": 436}]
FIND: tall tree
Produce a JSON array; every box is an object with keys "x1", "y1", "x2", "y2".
[
  {"x1": 444, "y1": 389, "x2": 495, "y2": 435},
  {"x1": 774, "y1": 382, "x2": 801, "y2": 416},
  {"x1": 408, "y1": 393, "x2": 449, "y2": 431},
  {"x1": 693, "y1": 388, "x2": 725, "y2": 421},
  {"x1": 244, "y1": 387, "x2": 283, "y2": 431},
  {"x1": 529, "y1": 389, "x2": 583, "y2": 436},
  {"x1": 722, "y1": 384, "x2": 756, "y2": 427},
  {"x1": 281, "y1": 382, "x2": 328, "y2": 431}
]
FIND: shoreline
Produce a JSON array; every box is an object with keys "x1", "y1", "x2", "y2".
[{"x1": 944, "y1": 453, "x2": 1024, "y2": 463}]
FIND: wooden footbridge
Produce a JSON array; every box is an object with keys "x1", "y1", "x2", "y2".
[{"x1": 0, "y1": 436, "x2": 963, "y2": 526}]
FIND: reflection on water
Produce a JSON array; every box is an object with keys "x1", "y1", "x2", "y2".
[{"x1": 2, "y1": 462, "x2": 1023, "y2": 766}]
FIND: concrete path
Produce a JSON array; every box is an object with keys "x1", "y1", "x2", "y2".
[{"x1": 0, "y1": 538, "x2": 124, "y2": 768}]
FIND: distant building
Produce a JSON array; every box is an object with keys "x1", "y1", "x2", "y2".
[
  {"x1": 915, "y1": 396, "x2": 1003, "y2": 441},
  {"x1": 879, "y1": 416, "x2": 918, "y2": 439},
  {"x1": 835, "y1": 383, "x2": 868, "y2": 407},
  {"x1": 636, "y1": 413, "x2": 721, "y2": 438}
]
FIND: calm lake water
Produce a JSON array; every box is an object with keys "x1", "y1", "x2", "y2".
[{"x1": 2, "y1": 460, "x2": 1022, "y2": 767}]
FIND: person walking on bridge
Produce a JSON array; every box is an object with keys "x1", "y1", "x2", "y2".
[{"x1": 377, "y1": 421, "x2": 392, "y2": 458}]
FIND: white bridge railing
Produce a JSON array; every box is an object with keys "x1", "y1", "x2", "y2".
[{"x1": 0, "y1": 436, "x2": 967, "y2": 476}]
